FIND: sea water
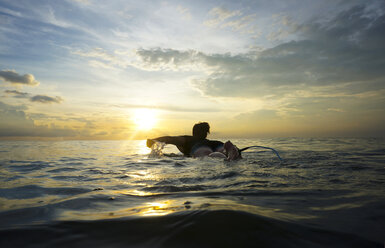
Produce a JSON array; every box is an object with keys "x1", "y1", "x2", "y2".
[{"x1": 0, "y1": 138, "x2": 384, "y2": 247}]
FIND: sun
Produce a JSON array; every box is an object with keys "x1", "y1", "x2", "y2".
[{"x1": 132, "y1": 108, "x2": 157, "y2": 130}]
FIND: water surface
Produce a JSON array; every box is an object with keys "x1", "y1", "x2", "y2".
[{"x1": 0, "y1": 138, "x2": 384, "y2": 247}]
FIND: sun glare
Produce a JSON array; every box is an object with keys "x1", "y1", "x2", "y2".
[{"x1": 132, "y1": 108, "x2": 157, "y2": 130}]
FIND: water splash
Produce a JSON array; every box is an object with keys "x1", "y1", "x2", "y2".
[{"x1": 148, "y1": 141, "x2": 165, "y2": 158}]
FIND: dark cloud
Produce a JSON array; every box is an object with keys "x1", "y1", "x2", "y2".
[
  {"x1": 0, "y1": 70, "x2": 40, "y2": 86},
  {"x1": 4, "y1": 90, "x2": 30, "y2": 98},
  {"x1": 0, "y1": 101, "x2": 35, "y2": 136},
  {"x1": 0, "y1": 101, "x2": 28, "y2": 111},
  {"x1": 0, "y1": 101, "x2": 75, "y2": 137},
  {"x1": 4, "y1": 90, "x2": 63, "y2": 104},
  {"x1": 1, "y1": 71, "x2": 63, "y2": 104},
  {"x1": 200, "y1": 4, "x2": 385, "y2": 97},
  {"x1": 30, "y1": 95, "x2": 63, "y2": 104},
  {"x1": 135, "y1": 3, "x2": 385, "y2": 98}
]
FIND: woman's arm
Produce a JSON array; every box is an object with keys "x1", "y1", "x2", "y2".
[{"x1": 146, "y1": 136, "x2": 186, "y2": 148}]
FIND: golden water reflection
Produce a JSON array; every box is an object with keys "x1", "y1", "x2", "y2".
[
  {"x1": 56, "y1": 196, "x2": 319, "y2": 222},
  {"x1": 140, "y1": 201, "x2": 175, "y2": 216},
  {"x1": 125, "y1": 189, "x2": 155, "y2": 196}
]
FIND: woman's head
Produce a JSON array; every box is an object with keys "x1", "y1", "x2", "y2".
[{"x1": 192, "y1": 122, "x2": 210, "y2": 139}]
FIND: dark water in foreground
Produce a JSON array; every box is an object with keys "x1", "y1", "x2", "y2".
[{"x1": 0, "y1": 138, "x2": 384, "y2": 247}]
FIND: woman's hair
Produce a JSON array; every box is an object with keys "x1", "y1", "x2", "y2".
[{"x1": 192, "y1": 122, "x2": 210, "y2": 139}]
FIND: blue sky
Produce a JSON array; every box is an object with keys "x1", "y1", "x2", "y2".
[{"x1": 1, "y1": 0, "x2": 384, "y2": 139}]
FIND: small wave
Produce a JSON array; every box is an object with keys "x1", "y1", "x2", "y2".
[
  {"x1": 47, "y1": 167, "x2": 79, "y2": 173},
  {"x1": 142, "y1": 185, "x2": 209, "y2": 193},
  {"x1": 173, "y1": 162, "x2": 186, "y2": 167},
  {"x1": 8, "y1": 161, "x2": 52, "y2": 172},
  {"x1": 3, "y1": 175, "x2": 24, "y2": 181},
  {"x1": 210, "y1": 171, "x2": 239, "y2": 180},
  {"x1": 51, "y1": 175, "x2": 91, "y2": 181},
  {"x1": 8, "y1": 160, "x2": 30, "y2": 164},
  {"x1": 59, "y1": 157, "x2": 97, "y2": 162},
  {"x1": 353, "y1": 150, "x2": 385, "y2": 156},
  {"x1": 329, "y1": 178, "x2": 345, "y2": 184},
  {"x1": 0, "y1": 185, "x2": 90, "y2": 199},
  {"x1": 87, "y1": 169, "x2": 125, "y2": 175}
]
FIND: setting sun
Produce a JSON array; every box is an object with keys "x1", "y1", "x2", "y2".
[{"x1": 132, "y1": 108, "x2": 157, "y2": 130}]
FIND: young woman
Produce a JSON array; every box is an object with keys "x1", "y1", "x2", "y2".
[{"x1": 146, "y1": 122, "x2": 241, "y2": 160}]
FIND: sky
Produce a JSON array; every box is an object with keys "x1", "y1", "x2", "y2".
[{"x1": 0, "y1": 0, "x2": 385, "y2": 140}]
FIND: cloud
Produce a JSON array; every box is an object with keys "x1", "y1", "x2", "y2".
[
  {"x1": 72, "y1": 47, "x2": 130, "y2": 69},
  {"x1": 0, "y1": 101, "x2": 75, "y2": 137},
  {"x1": 134, "y1": 4, "x2": 385, "y2": 99},
  {"x1": 4, "y1": 90, "x2": 30, "y2": 98},
  {"x1": 0, "y1": 101, "x2": 34, "y2": 135},
  {"x1": 135, "y1": 48, "x2": 204, "y2": 71},
  {"x1": 30, "y1": 95, "x2": 63, "y2": 104},
  {"x1": 71, "y1": 0, "x2": 90, "y2": 5},
  {"x1": 0, "y1": 68, "x2": 63, "y2": 104},
  {"x1": 236, "y1": 109, "x2": 279, "y2": 121},
  {"x1": 268, "y1": 14, "x2": 299, "y2": 41},
  {"x1": 0, "y1": 101, "x2": 27, "y2": 111},
  {"x1": 177, "y1": 5, "x2": 192, "y2": 20},
  {"x1": 72, "y1": 47, "x2": 118, "y2": 61},
  {"x1": 204, "y1": 7, "x2": 257, "y2": 35},
  {"x1": 221, "y1": 14, "x2": 256, "y2": 33},
  {"x1": 112, "y1": 103, "x2": 220, "y2": 113},
  {"x1": 4, "y1": 88, "x2": 63, "y2": 105},
  {"x1": 204, "y1": 7, "x2": 242, "y2": 27},
  {"x1": 73, "y1": 47, "x2": 204, "y2": 71},
  {"x1": 0, "y1": 70, "x2": 40, "y2": 86}
]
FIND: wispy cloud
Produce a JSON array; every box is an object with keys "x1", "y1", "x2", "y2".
[
  {"x1": 30, "y1": 95, "x2": 63, "y2": 104},
  {"x1": 4, "y1": 90, "x2": 30, "y2": 98},
  {"x1": 177, "y1": 5, "x2": 192, "y2": 20},
  {"x1": 221, "y1": 14, "x2": 256, "y2": 33},
  {"x1": 204, "y1": 6, "x2": 258, "y2": 35},
  {"x1": 204, "y1": 7, "x2": 242, "y2": 27},
  {"x1": 73, "y1": 47, "x2": 205, "y2": 71},
  {"x1": 267, "y1": 14, "x2": 299, "y2": 41},
  {"x1": 0, "y1": 70, "x2": 40, "y2": 86},
  {"x1": 112, "y1": 103, "x2": 220, "y2": 113},
  {"x1": 71, "y1": 0, "x2": 91, "y2": 5},
  {"x1": 71, "y1": 47, "x2": 130, "y2": 69}
]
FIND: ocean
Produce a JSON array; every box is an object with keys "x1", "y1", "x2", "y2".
[{"x1": 0, "y1": 138, "x2": 384, "y2": 247}]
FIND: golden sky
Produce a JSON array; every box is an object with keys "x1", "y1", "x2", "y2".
[{"x1": 1, "y1": 0, "x2": 385, "y2": 140}]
